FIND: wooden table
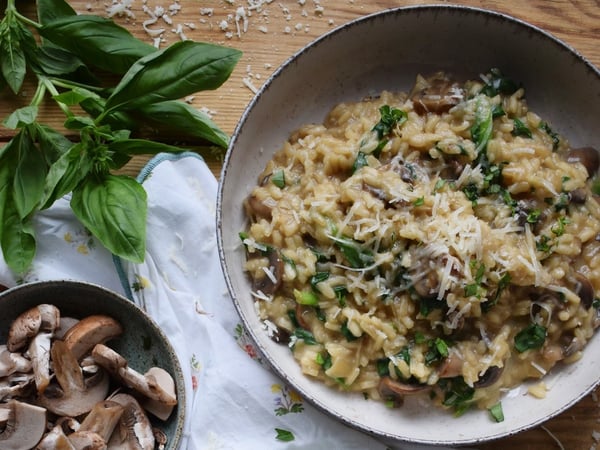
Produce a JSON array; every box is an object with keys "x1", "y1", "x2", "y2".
[{"x1": 1, "y1": 1, "x2": 599, "y2": 448}]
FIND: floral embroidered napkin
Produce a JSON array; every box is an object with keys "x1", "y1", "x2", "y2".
[{"x1": 0, "y1": 153, "x2": 464, "y2": 450}]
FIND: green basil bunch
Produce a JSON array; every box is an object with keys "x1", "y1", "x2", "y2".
[{"x1": 0, "y1": 0, "x2": 241, "y2": 274}]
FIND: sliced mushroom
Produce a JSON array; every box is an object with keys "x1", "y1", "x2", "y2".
[
  {"x1": 140, "y1": 367, "x2": 176, "y2": 421},
  {"x1": 0, "y1": 345, "x2": 32, "y2": 378},
  {"x1": 474, "y1": 366, "x2": 503, "y2": 388},
  {"x1": 0, "y1": 400, "x2": 47, "y2": 450},
  {"x1": 77, "y1": 400, "x2": 124, "y2": 443},
  {"x1": 438, "y1": 353, "x2": 464, "y2": 379},
  {"x1": 410, "y1": 73, "x2": 464, "y2": 115},
  {"x1": 252, "y1": 250, "x2": 284, "y2": 296},
  {"x1": 244, "y1": 193, "x2": 273, "y2": 220},
  {"x1": 0, "y1": 373, "x2": 35, "y2": 402},
  {"x1": 63, "y1": 315, "x2": 124, "y2": 361},
  {"x1": 107, "y1": 393, "x2": 155, "y2": 450},
  {"x1": 572, "y1": 272, "x2": 595, "y2": 309},
  {"x1": 67, "y1": 430, "x2": 106, "y2": 450},
  {"x1": 91, "y1": 345, "x2": 177, "y2": 407},
  {"x1": 36, "y1": 425, "x2": 77, "y2": 450},
  {"x1": 377, "y1": 376, "x2": 430, "y2": 407},
  {"x1": 7, "y1": 304, "x2": 60, "y2": 352},
  {"x1": 566, "y1": 146, "x2": 599, "y2": 177},
  {"x1": 38, "y1": 341, "x2": 110, "y2": 417},
  {"x1": 54, "y1": 317, "x2": 81, "y2": 340},
  {"x1": 27, "y1": 331, "x2": 52, "y2": 393},
  {"x1": 412, "y1": 270, "x2": 439, "y2": 299}
]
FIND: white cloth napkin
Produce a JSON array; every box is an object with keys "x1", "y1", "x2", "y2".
[{"x1": 0, "y1": 153, "x2": 466, "y2": 450}]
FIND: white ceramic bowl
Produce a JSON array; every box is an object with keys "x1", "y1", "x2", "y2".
[{"x1": 217, "y1": 5, "x2": 600, "y2": 446}]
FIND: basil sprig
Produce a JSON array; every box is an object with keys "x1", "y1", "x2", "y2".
[{"x1": 0, "y1": 0, "x2": 241, "y2": 274}]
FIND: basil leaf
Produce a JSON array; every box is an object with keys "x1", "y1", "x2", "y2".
[
  {"x1": 12, "y1": 130, "x2": 47, "y2": 219},
  {"x1": 329, "y1": 234, "x2": 374, "y2": 268},
  {"x1": 36, "y1": 0, "x2": 77, "y2": 25},
  {"x1": 41, "y1": 143, "x2": 91, "y2": 209},
  {"x1": 292, "y1": 328, "x2": 318, "y2": 345},
  {"x1": 514, "y1": 323, "x2": 547, "y2": 353},
  {"x1": 470, "y1": 95, "x2": 494, "y2": 155},
  {"x1": 293, "y1": 289, "x2": 319, "y2": 306},
  {"x1": 271, "y1": 169, "x2": 285, "y2": 188},
  {"x1": 107, "y1": 138, "x2": 187, "y2": 157},
  {"x1": 137, "y1": 101, "x2": 230, "y2": 148},
  {"x1": 33, "y1": 44, "x2": 99, "y2": 85},
  {"x1": 0, "y1": 163, "x2": 11, "y2": 240},
  {"x1": 1, "y1": 198, "x2": 36, "y2": 274},
  {"x1": 0, "y1": 15, "x2": 28, "y2": 94},
  {"x1": 40, "y1": 16, "x2": 155, "y2": 74},
  {"x1": 104, "y1": 41, "x2": 242, "y2": 114},
  {"x1": 480, "y1": 68, "x2": 519, "y2": 97},
  {"x1": 3, "y1": 106, "x2": 39, "y2": 129},
  {"x1": 512, "y1": 118, "x2": 533, "y2": 138},
  {"x1": 70, "y1": 174, "x2": 147, "y2": 263}
]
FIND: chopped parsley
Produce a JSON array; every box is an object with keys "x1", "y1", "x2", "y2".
[
  {"x1": 514, "y1": 323, "x2": 547, "y2": 353},
  {"x1": 512, "y1": 118, "x2": 532, "y2": 138}
]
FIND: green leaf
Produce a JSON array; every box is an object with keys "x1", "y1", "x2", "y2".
[
  {"x1": 33, "y1": 123, "x2": 73, "y2": 164},
  {"x1": 39, "y1": 15, "x2": 155, "y2": 74},
  {"x1": 514, "y1": 323, "x2": 547, "y2": 353},
  {"x1": 470, "y1": 95, "x2": 494, "y2": 155},
  {"x1": 0, "y1": 163, "x2": 11, "y2": 241},
  {"x1": 12, "y1": 130, "x2": 47, "y2": 219},
  {"x1": 104, "y1": 41, "x2": 242, "y2": 114},
  {"x1": 107, "y1": 138, "x2": 187, "y2": 157},
  {"x1": 137, "y1": 101, "x2": 230, "y2": 148},
  {"x1": 329, "y1": 234, "x2": 374, "y2": 268},
  {"x1": 41, "y1": 142, "x2": 90, "y2": 209},
  {"x1": 1, "y1": 198, "x2": 36, "y2": 274},
  {"x1": 32, "y1": 44, "x2": 99, "y2": 85},
  {"x1": 0, "y1": 15, "x2": 28, "y2": 94},
  {"x1": 3, "y1": 106, "x2": 39, "y2": 129},
  {"x1": 293, "y1": 289, "x2": 319, "y2": 306},
  {"x1": 70, "y1": 174, "x2": 147, "y2": 263},
  {"x1": 271, "y1": 169, "x2": 285, "y2": 188},
  {"x1": 488, "y1": 402, "x2": 504, "y2": 423},
  {"x1": 37, "y1": 0, "x2": 77, "y2": 25},
  {"x1": 274, "y1": 428, "x2": 295, "y2": 442},
  {"x1": 512, "y1": 118, "x2": 533, "y2": 138}
]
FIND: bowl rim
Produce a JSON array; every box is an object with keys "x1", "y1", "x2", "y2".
[
  {"x1": 0, "y1": 279, "x2": 186, "y2": 450},
  {"x1": 216, "y1": 4, "x2": 600, "y2": 446}
]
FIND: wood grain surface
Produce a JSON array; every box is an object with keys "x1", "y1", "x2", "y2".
[{"x1": 2, "y1": 1, "x2": 600, "y2": 448}]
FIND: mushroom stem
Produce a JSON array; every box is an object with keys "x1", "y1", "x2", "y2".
[{"x1": 92, "y1": 345, "x2": 177, "y2": 406}]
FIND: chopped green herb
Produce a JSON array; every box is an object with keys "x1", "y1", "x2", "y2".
[
  {"x1": 433, "y1": 178, "x2": 446, "y2": 193},
  {"x1": 480, "y1": 68, "x2": 519, "y2": 97},
  {"x1": 333, "y1": 285, "x2": 348, "y2": 307},
  {"x1": 514, "y1": 323, "x2": 547, "y2": 352},
  {"x1": 373, "y1": 105, "x2": 407, "y2": 139},
  {"x1": 593, "y1": 177, "x2": 600, "y2": 196},
  {"x1": 470, "y1": 95, "x2": 494, "y2": 155},
  {"x1": 310, "y1": 271, "x2": 330, "y2": 291},
  {"x1": 352, "y1": 151, "x2": 369, "y2": 173},
  {"x1": 329, "y1": 234, "x2": 374, "y2": 268},
  {"x1": 271, "y1": 169, "x2": 285, "y2": 188},
  {"x1": 414, "y1": 331, "x2": 426, "y2": 344},
  {"x1": 464, "y1": 261, "x2": 486, "y2": 298},
  {"x1": 554, "y1": 192, "x2": 570, "y2": 212},
  {"x1": 281, "y1": 254, "x2": 297, "y2": 273},
  {"x1": 275, "y1": 428, "x2": 295, "y2": 442},
  {"x1": 526, "y1": 209, "x2": 541, "y2": 224},
  {"x1": 483, "y1": 273, "x2": 511, "y2": 312},
  {"x1": 293, "y1": 328, "x2": 318, "y2": 346},
  {"x1": 413, "y1": 196, "x2": 425, "y2": 206},
  {"x1": 539, "y1": 121, "x2": 560, "y2": 150},
  {"x1": 511, "y1": 118, "x2": 532, "y2": 138},
  {"x1": 440, "y1": 377, "x2": 475, "y2": 416},
  {"x1": 551, "y1": 216, "x2": 570, "y2": 236},
  {"x1": 593, "y1": 298, "x2": 600, "y2": 309},
  {"x1": 488, "y1": 402, "x2": 505, "y2": 423},
  {"x1": 341, "y1": 320, "x2": 360, "y2": 341},
  {"x1": 425, "y1": 337, "x2": 450, "y2": 365},
  {"x1": 293, "y1": 289, "x2": 319, "y2": 306},
  {"x1": 536, "y1": 235, "x2": 552, "y2": 253}
]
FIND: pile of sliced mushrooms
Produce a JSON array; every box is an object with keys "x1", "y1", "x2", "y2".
[{"x1": 0, "y1": 304, "x2": 178, "y2": 450}]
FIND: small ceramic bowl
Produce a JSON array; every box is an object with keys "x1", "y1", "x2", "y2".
[
  {"x1": 0, "y1": 280, "x2": 185, "y2": 449},
  {"x1": 217, "y1": 5, "x2": 600, "y2": 446}
]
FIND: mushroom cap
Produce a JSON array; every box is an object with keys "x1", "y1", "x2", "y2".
[
  {"x1": 7, "y1": 304, "x2": 60, "y2": 352},
  {"x1": 63, "y1": 315, "x2": 124, "y2": 361},
  {"x1": 0, "y1": 400, "x2": 47, "y2": 450}
]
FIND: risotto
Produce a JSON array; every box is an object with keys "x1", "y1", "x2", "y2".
[{"x1": 240, "y1": 70, "x2": 600, "y2": 417}]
